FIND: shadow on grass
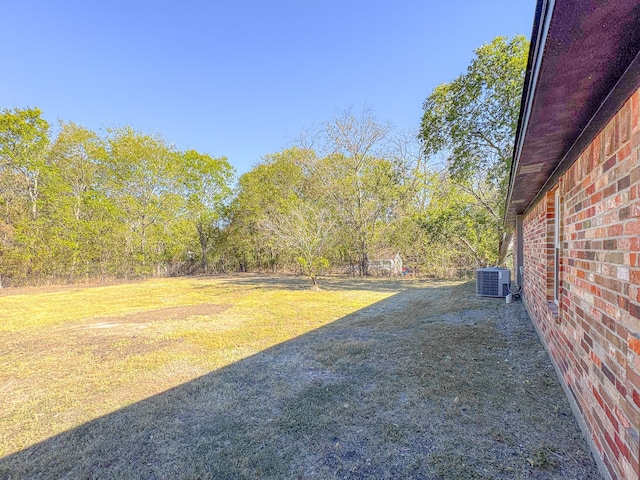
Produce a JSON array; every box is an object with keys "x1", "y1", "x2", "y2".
[{"x1": 0, "y1": 282, "x2": 600, "y2": 480}]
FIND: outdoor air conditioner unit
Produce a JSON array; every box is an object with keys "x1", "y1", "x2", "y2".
[{"x1": 476, "y1": 268, "x2": 511, "y2": 297}]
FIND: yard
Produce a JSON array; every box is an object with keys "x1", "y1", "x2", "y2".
[{"x1": 0, "y1": 275, "x2": 600, "y2": 479}]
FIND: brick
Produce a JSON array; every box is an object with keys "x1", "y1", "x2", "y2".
[
  {"x1": 629, "y1": 333, "x2": 640, "y2": 355},
  {"x1": 617, "y1": 267, "x2": 630, "y2": 282},
  {"x1": 630, "y1": 284, "x2": 640, "y2": 302},
  {"x1": 618, "y1": 295, "x2": 630, "y2": 311},
  {"x1": 604, "y1": 239, "x2": 617, "y2": 250},
  {"x1": 625, "y1": 425, "x2": 640, "y2": 455},
  {"x1": 606, "y1": 403, "x2": 620, "y2": 432},
  {"x1": 618, "y1": 175, "x2": 631, "y2": 191},
  {"x1": 584, "y1": 332, "x2": 593, "y2": 347},
  {"x1": 604, "y1": 183, "x2": 617, "y2": 198},
  {"x1": 617, "y1": 142, "x2": 632, "y2": 163},
  {"x1": 615, "y1": 378, "x2": 627, "y2": 397},
  {"x1": 580, "y1": 357, "x2": 589, "y2": 374},
  {"x1": 625, "y1": 220, "x2": 640, "y2": 235},
  {"x1": 619, "y1": 102, "x2": 632, "y2": 145},
  {"x1": 604, "y1": 429, "x2": 621, "y2": 460},
  {"x1": 633, "y1": 390, "x2": 640, "y2": 410},
  {"x1": 593, "y1": 386, "x2": 605, "y2": 407},
  {"x1": 596, "y1": 152, "x2": 617, "y2": 172},
  {"x1": 632, "y1": 91, "x2": 640, "y2": 132},
  {"x1": 626, "y1": 365, "x2": 640, "y2": 390},
  {"x1": 605, "y1": 122, "x2": 617, "y2": 156},
  {"x1": 620, "y1": 206, "x2": 631, "y2": 220},
  {"x1": 623, "y1": 393, "x2": 640, "y2": 430},
  {"x1": 607, "y1": 223, "x2": 624, "y2": 237},
  {"x1": 602, "y1": 288, "x2": 617, "y2": 305},
  {"x1": 629, "y1": 453, "x2": 640, "y2": 480},
  {"x1": 603, "y1": 154, "x2": 617, "y2": 172},
  {"x1": 616, "y1": 321, "x2": 628, "y2": 340},
  {"x1": 593, "y1": 430, "x2": 603, "y2": 454},
  {"x1": 617, "y1": 407, "x2": 633, "y2": 430},
  {"x1": 602, "y1": 314, "x2": 616, "y2": 331},
  {"x1": 615, "y1": 432, "x2": 630, "y2": 460},
  {"x1": 602, "y1": 363, "x2": 617, "y2": 385}
]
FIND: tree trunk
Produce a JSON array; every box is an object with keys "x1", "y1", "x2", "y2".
[
  {"x1": 197, "y1": 222, "x2": 208, "y2": 274},
  {"x1": 360, "y1": 252, "x2": 369, "y2": 276},
  {"x1": 498, "y1": 229, "x2": 513, "y2": 267}
]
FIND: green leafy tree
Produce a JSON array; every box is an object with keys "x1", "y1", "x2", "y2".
[
  {"x1": 104, "y1": 127, "x2": 183, "y2": 276},
  {"x1": 228, "y1": 148, "x2": 308, "y2": 272},
  {"x1": 420, "y1": 35, "x2": 528, "y2": 265},
  {"x1": 299, "y1": 108, "x2": 418, "y2": 275},
  {"x1": 0, "y1": 108, "x2": 237, "y2": 285},
  {"x1": 0, "y1": 107, "x2": 50, "y2": 220},
  {"x1": 45, "y1": 122, "x2": 106, "y2": 220},
  {"x1": 36, "y1": 123, "x2": 109, "y2": 280},
  {"x1": 178, "y1": 150, "x2": 235, "y2": 272},
  {"x1": 417, "y1": 172, "x2": 501, "y2": 272},
  {"x1": 0, "y1": 108, "x2": 50, "y2": 286}
]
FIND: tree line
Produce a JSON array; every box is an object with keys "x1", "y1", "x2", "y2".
[{"x1": 0, "y1": 36, "x2": 527, "y2": 288}]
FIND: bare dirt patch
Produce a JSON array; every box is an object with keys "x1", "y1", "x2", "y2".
[
  {"x1": 85, "y1": 303, "x2": 232, "y2": 325},
  {"x1": 1, "y1": 303, "x2": 230, "y2": 361},
  {"x1": 0, "y1": 279, "x2": 601, "y2": 479}
]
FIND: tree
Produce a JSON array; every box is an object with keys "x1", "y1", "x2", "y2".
[
  {"x1": 0, "y1": 109, "x2": 236, "y2": 285},
  {"x1": 419, "y1": 35, "x2": 528, "y2": 265},
  {"x1": 228, "y1": 148, "x2": 308, "y2": 272},
  {"x1": 177, "y1": 150, "x2": 234, "y2": 273},
  {"x1": 34, "y1": 123, "x2": 109, "y2": 280},
  {"x1": 262, "y1": 200, "x2": 335, "y2": 289},
  {"x1": 0, "y1": 107, "x2": 50, "y2": 220},
  {"x1": 417, "y1": 172, "x2": 502, "y2": 273},
  {"x1": 0, "y1": 108, "x2": 50, "y2": 286},
  {"x1": 45, "y1": 122, "x2": 106, "y2": 221},
  {"x1": 104, "y1": 127, "x2": 183, "y2": 276},
  {"x1": 299, "y1": 107, "x2": 418, "y2": 275}
]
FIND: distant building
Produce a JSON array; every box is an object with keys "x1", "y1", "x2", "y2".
[
  {"x1": 368, "y1": 251, "x2": 403, "y2": 276},
  {"x1": 506, "y1": 1, "x2": 640, "y2": 479}
]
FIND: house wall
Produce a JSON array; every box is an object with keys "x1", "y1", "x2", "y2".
[{"x1": 521, "y1": 88, "x2": 640, "y2": 480}]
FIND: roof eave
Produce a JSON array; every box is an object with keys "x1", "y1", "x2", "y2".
[{"x1": 505, "y1": 0, "x2": 554, "y2": 226}]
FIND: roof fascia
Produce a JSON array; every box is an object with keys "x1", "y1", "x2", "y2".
[{"x1": 505, "y1": 0, "x2": 555, "y2": 225}]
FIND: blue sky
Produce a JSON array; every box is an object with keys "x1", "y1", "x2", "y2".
[{"x1": 2, "y1": 1, "x2": 535, "y2": 175}]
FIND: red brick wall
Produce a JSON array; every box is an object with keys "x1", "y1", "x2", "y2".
[{"x1": 521, "y1": 88, "x2": 640, "y2": 480}]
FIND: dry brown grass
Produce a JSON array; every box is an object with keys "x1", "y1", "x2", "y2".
[
  {"x1": 0, "y1": 276, "x2": 601, "y2": 479},
  {"x1": 0, "y1": 274, "x2": 397, "y2": 459}
]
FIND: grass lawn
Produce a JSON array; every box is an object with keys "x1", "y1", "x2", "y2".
[
  {"x1": 0, "y1": 275, "x2": 600, "y2": 479},
  {"x1": 0, "y1": 274, "x2": 404, "y2": 458}
]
